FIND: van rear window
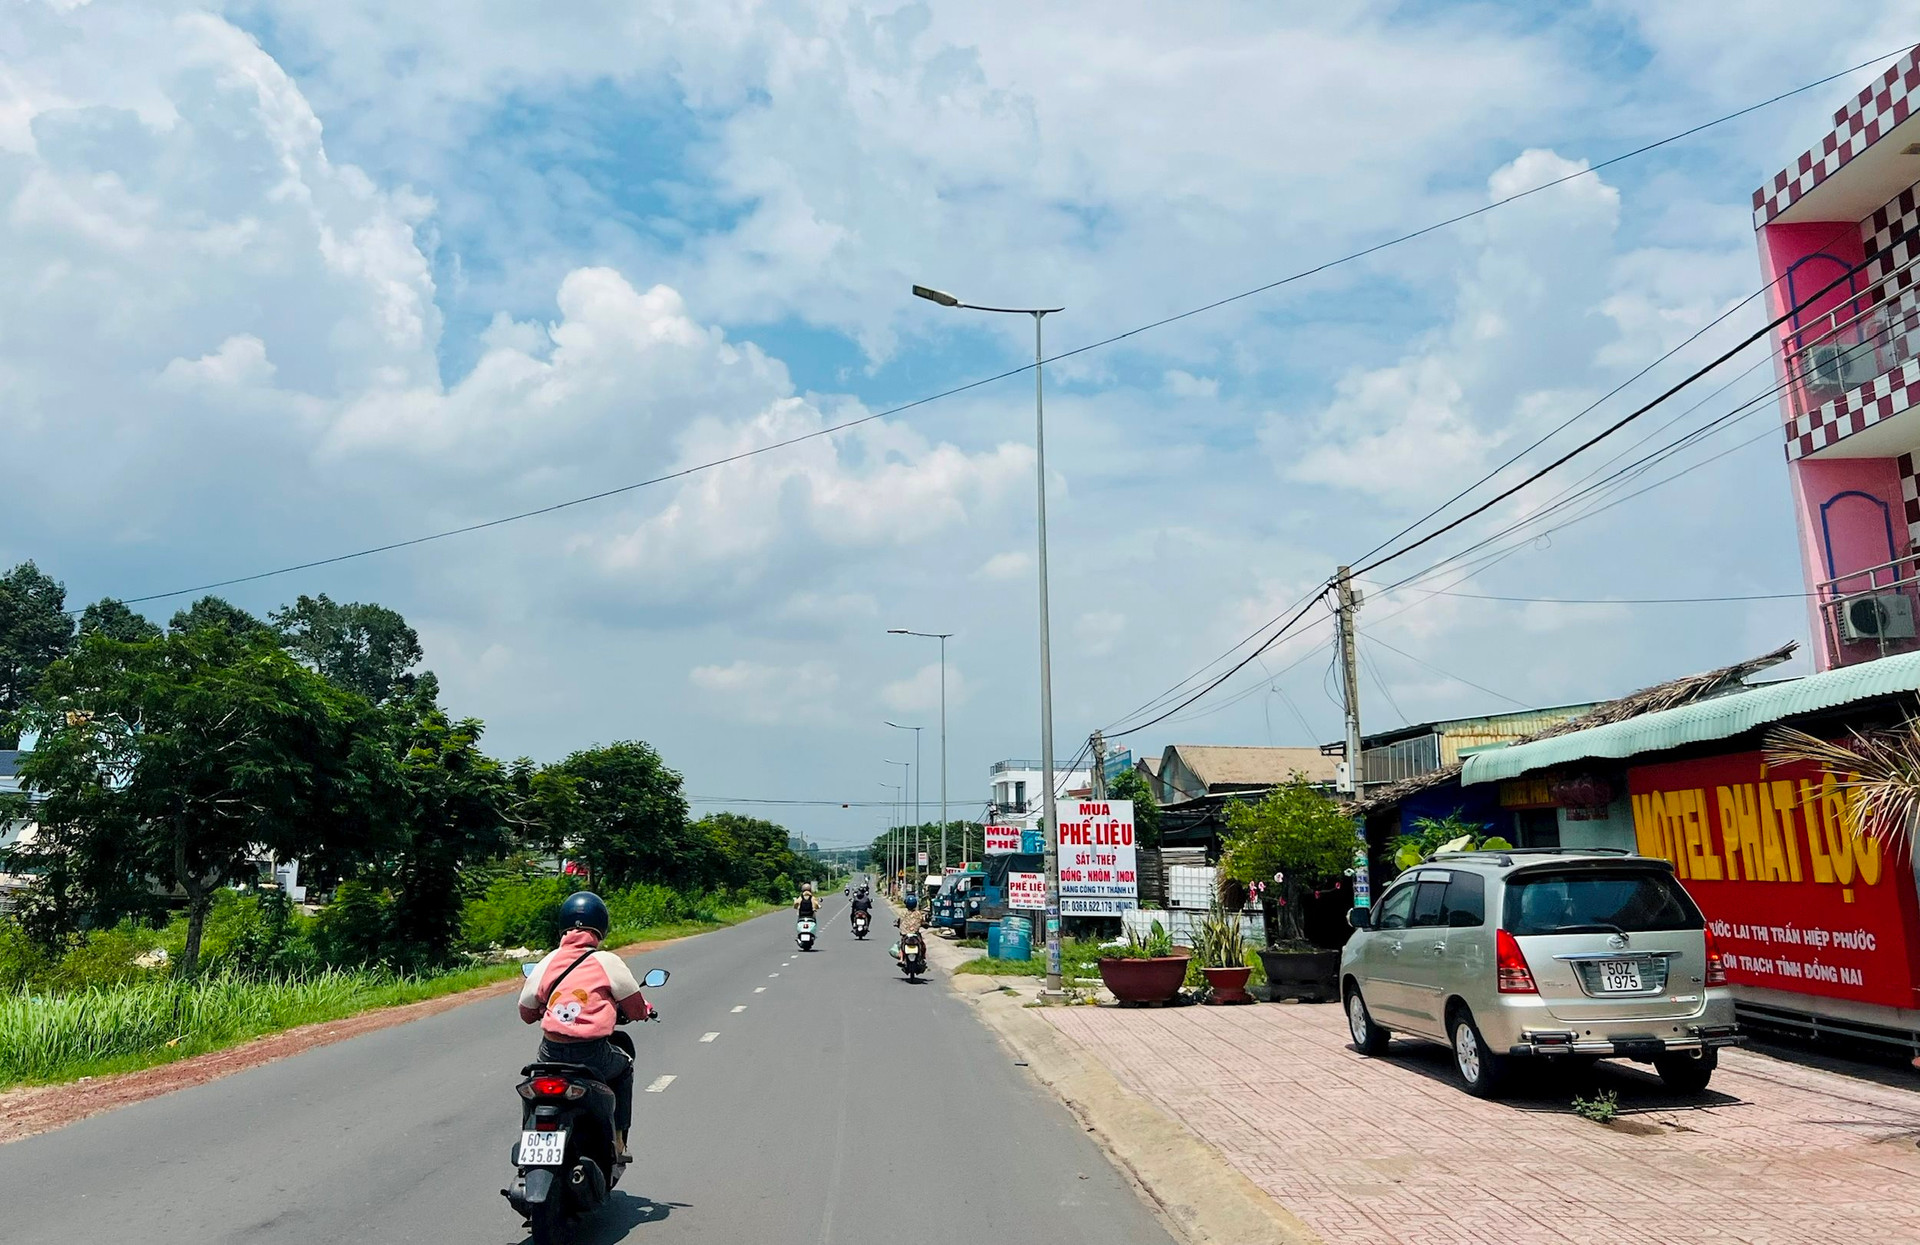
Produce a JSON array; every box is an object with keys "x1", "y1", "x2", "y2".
[{"x1": 1503, "y1": 868, "x2": 1703, "y2": 936}]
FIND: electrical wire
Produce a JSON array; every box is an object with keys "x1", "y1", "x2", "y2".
[
  {"x1": 1364, "y1": 632, "x2": 1530, "y2": 709},
  {"x1": 103, "y1": 47, "x2": 1914, "y2": 611}
]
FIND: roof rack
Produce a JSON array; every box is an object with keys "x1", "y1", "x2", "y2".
[{"x1": 1432, "y1": 845, "x2": 1635, "y2": 868}]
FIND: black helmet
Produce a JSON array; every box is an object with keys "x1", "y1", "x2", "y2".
[{"x1": 559, "y1": 891, "x2": 610, "y2": 938}]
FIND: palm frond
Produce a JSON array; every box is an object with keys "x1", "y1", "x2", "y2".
[{"x1": 1765, "y1": 722, "x2": 1920, "y2": 849}]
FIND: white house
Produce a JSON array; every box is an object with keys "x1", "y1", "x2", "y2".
[{"x1": 987, "y1": 758, "x2": 1092, "y2": 831}]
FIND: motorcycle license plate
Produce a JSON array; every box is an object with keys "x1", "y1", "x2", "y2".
[{"x1": 520, "y1": 1129, "x2": 567, "y2": 1166}]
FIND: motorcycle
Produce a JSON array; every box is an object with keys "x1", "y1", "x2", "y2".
[
  {"x1": 504, "y1": 965, "x2": 670, "y2": 1245},
  {"x1": 796, "y1": 916, "x2": 817, "y2": 951},
  {"x1": 899, "y1": 931, "x2": 926, "y2": 981},
  {"x1": 852, "y1": 911, "x2": 871, "y2": 940}
]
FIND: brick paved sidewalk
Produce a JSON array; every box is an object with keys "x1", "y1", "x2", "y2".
[{"x1": 1046, "y1": 1003, "x2": 1920, "y2": 1245}]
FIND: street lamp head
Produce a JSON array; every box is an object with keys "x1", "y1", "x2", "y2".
[
  {"x1": 912, "y1": 284, "x2": 961, "y2": 307},
  {"x1": 886, "y1": 628, "x2": 910, "y2": 635}
]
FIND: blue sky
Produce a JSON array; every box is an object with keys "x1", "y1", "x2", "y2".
[{"x1": 5, "y1": 1, "x2": 1919, "y2": 844}]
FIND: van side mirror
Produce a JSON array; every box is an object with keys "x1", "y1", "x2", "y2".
[
  {"x1": 1348, "y1": 907, "x2": 1372, "y2": 930},
  {"x1": 643, "y1": 968, "x2": 669, "y2": 988}
]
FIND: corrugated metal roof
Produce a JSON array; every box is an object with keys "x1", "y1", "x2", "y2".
[{"x1": 1460, "y1": 651, "x2": 1920, "y2": 785}]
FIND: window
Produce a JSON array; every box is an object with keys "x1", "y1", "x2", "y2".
[
  {"x1": 1441, "y1": 871, "x2": 1485, "y2": 927},
  {"x1": 1014, "y1": 780, "x2": 1028, "y2": 811},
  {"x1": 1515, "y1": 807, "x2": 1560, "y2": 848},
  {"x1": 1373, "y1": 882, "x2": 1418, "y2": 930},
  {"x1": 1409, "y1": 878, "x2": 1449, "y2": 928},
  {"x1": 1503, "y1": 868, "x2": 1703, "y2": 935}
]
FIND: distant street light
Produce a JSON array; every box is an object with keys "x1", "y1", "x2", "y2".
[
  {"x1": 912, "y1": 283, "x2": 1067, "y2": 993},
  {"x1": 886, "y1": 721, "x2": 923, "y2": 876},
  {"x1": 888, "y1": 629, "x2": 953, "y2": 870}
]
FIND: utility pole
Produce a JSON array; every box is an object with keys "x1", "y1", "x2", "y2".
[
  {"x1": 1090, "y1": 730, "x2": 1108, "y2": 799},
  {"x1": 1334, "y1": 567, "x2": 1373, "y2": 911}
]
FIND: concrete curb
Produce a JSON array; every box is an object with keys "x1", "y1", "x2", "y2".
[{"x1": 923, "y1": 927, "x2": 1327, "y2": 1245}]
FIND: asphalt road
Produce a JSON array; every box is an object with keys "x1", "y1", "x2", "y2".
[{"x1": 0, "y1": 903, "x2": 1175, "y2": 1244}]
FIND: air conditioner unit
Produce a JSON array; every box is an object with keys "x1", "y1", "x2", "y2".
[
  {"x1": 1838, "y1": 343, "x2": 1884, "y2": 387},
  {"x1": 1841, "y1": 593, "x2": 1917, "y2": 641},
  {"x1": 1805, "y1": 343, "x2": 1846, "y2": 388}
]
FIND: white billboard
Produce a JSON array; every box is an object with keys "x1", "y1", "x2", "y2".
[
  {"x1": 1007, "y1": 871, "x2": 1048, "y2": 910},
  {"x1": 984, "y1": 823, "x2": 1022, "y2": 855},
  {"x1": 1058, "y1": 799, "x2": 1138, "y2": 916}
]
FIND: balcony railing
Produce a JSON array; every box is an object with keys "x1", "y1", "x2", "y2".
[
  {"x1": 1816, "y1": 553, "x2": 1920, "y2": 665},
  {"x1": 989, "y1": 759, "x2": 1047, "y2": 774},
  {"x1": 1786, "y1": 295, "x2": 1920, "y2": 422}
]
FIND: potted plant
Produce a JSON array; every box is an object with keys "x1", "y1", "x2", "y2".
[
  {"x1": 1096, "y1": 919, "x2": 1189, "y2": 1006},
  {"x1": 1192, "y1": 901, "x2": 1253, "y2": 1004},
  {"x1": 1222, "y1": 773, "x2": 1358, "y2": 1003}
]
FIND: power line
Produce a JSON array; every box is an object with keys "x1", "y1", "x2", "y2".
[
  {"x1": 106, "y1": 47, "x2": 1912, "y2": 611},
  {"x1": 1364, "y1": 632, "x2": 1531, "y2": 709},
  {"x1": 1423, "y1": 589, "x2": 1809, "y2": 604}
]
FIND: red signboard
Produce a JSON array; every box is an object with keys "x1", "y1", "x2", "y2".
[{"x1": 1629, "y1": 751, "x2": 1920, "y2": 1011}]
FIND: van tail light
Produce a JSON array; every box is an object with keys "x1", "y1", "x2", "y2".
[
  {"x1": 1704, "y1": 927, "x2": 1728, "y2": 987},
  {"x1": 1496, "y1": 929, "x2": 1538, "y2": 994}
]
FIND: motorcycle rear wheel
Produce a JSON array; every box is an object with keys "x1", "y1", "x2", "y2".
[{"x1": 528, "y1": 1196, "x2": 571, "y2": 1245}]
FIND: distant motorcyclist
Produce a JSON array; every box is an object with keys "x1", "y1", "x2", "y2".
[
  {"x1": 849, "y1": 884, "x2": 873, "y2": 927},
  {"x1": 517, "y1": 892, "x2": 652, "y2": 1159},
  {"x1": 892, "y1": 892, "x2": 927, "y2": 962},
  {"x1": 794, "y1": 881, "x2": 821, "y2": 920}
]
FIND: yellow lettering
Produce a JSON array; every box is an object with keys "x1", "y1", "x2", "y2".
[
  {"x1": 1757, "y1": 782, "x2": 1789, "y2": 881},
  {"x1": 1733, "y1": 784, "x2": 1766, "y2": 881},
  {"x1": 1715, "y1": 787, "x2": 1744, "y2": 881},
  {"x1": 1821, "y1": 774, "x2": 1856, "y2": 886},
  {"x1": 1847, "y1": 780, "x2": 1884, "y2": 885},
  {"x1": 1693, "y1": 789, "x2": 1723, "y2": 880},
  {"x1": 1799, "y1": 780, "x2": 1835, "y2": 883},
  {"x1": 1630, "y1": 793, "x2": 1662, "y2": 858},
  {"x1": 1768, "y1": 781, "x2": 1804, "y2": 881}
]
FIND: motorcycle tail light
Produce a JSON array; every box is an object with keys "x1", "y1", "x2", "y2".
[{"x1": 529, "y1": 1076, "x2": 576, "y2": 1098}]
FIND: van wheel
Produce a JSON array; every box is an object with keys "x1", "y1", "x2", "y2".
[
  {"x1": 1344, "y1": 987, "x2": 1390, "y2": 1056},
  {"x1": 1654, "y1": 1049, "x2": 1717, "y2": 1094},
  {"x1": 1449, "y1": 1007, "x2": 1509, "y2": 1098}
]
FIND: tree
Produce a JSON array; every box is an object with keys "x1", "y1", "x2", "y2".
[
  {"x1": 169, "y1": 595, "x2": 265, "y2": 638},
  {"x1": 555, "y1": 742, "x2": 702, "y2": 889},
  {"x1": 698, "y1": 812, "x2": 808, "y2": 898},
  {"x1": 1221, "y1": 774, "x2": 1358, "y2": 948},
  {"x1": 271, "y1": 593, "x2": 428, "y2": 704},
  {"x1": 14, "y1": 629, "x2": 399, "y2": 976},
  {"x1": 78, "y1": 597, "x2": 162, "y2": 644},
  {"x1": 379, "y1": 707, "x2": 517, "y2": 964},
  {"x1": 0, "y1": 561, "x2": 74, "y2": 747},
  {"x1": 1107, "y1": 768, "x2": 1162, "y2": 848}
]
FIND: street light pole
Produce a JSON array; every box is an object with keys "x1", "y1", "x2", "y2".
[
  {"x1": 887, "y1": 723, "x2": 923, "y2": 880},
  {"x1": 888, "y1": 630, "x2": 954, "y2": 870},
  {"x1": 912, "y1": 284, "x2": 1066, "y2": 992}
]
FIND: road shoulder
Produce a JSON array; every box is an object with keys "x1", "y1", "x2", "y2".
[{"x1": 925, "y1": 930, "x2": 1326, "y2": 1245}]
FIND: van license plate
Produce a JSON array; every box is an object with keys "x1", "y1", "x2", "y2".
[
  {"x1": 520, "y1": 1130, "x2": 567, "y2": 1166},
  {"x1": 1597, "y1": 961, "x2": 1643, "y2": 992}
]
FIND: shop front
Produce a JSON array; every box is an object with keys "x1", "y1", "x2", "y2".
[{"x1": 1628, "y1": 750, "x2": 1920, "y2": 1040}]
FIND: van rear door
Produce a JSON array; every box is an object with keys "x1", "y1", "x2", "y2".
[{"x1": 1502, "y1": 864, "x2": 1711, "y2": 1025}]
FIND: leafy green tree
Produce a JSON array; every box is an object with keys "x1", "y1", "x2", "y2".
[
  {"x1": 168, "y1": 595, "x2": 265, "y2": 638},
  {"x1": 556, "y1": 741, "x2": 702, "y2": 889},
  {"x1": 1106, "y1": 768, "x2": 1162, "y2": 848},
  {"x1": 379, "y1": 708, "x2": 518, "y2": 964},
  {"x1": 0, "y1": 561, "x2": 74, "y2": 747},
  {"x1": 1221, "y1": 774, "x2": 1358, "y2": 948},
  {"x1": 698, "y1": 812, "x2": 800, "y2": 897},
  {"x1": 14, "y1": 629, "x2": 400, "y2": 976},
  {"x1": 77, "y1": 597, "x2": 162, "y2": 644},
  {"x1": 271, "y1": 593, "x2": 429, "y2": 704}
]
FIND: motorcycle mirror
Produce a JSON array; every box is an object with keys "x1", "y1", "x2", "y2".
[
  {"x1": 643, "y1": 968, "x2": 670, "y2": 988},
  {"x1": 521, "y1": 962, "x2": 539, "y2": 978}
]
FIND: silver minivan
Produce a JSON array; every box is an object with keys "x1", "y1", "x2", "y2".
[{"x1": 1339, "y1": 848, "x2": 1739, "y2": 1097}]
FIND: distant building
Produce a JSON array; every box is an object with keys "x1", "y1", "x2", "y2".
[
  {"x1": 1751, "y1": 47, "x2": 1920, "y2": 670},
  {"x1": 1352, "y1": 704, "x2": 1600, "y2": 788},
  {"x1": 1150, "y1": 745, "x2": 1338, "y2": 806},
  {"x1": 988, "y1": 758, "x2": 1091, "y2": 830}
]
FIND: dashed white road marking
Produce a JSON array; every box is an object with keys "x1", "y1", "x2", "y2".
[
  {"x1": 731, "y1": 1005, "x2": 746, "y2": 1013},
  {"x1": 769, "y1": 973, "x2": 780, "y2": 977},
  {"x1": 644, "y1": 1075, "x2": 676, "y2": 1093},
  {"x1": 700, "y1": 1032, "x2": 720, "y2": 1043},
  {"x1": 754, "y1": 987, "x2": 766, "y2": 993}
]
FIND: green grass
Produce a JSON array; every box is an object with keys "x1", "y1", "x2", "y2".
[
  {"x1": 953, "y1": 937, "x2": 1109, "y2": 985},
  {"x1": 0, "y1": 903, "x2": 779, "y2": 1090}
]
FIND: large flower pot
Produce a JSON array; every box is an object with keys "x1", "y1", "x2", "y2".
[
  {"x1": 1200, "y1": 965, "x2": 1254, "y2": 1005},
  {"x1": 1257, "y1": 948, "x2": 1340, "y2": 1003},
  {"x1": 1097, "y1": 955, "x2": 1189, "y2": 1006}
]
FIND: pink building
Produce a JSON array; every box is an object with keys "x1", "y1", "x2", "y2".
[{"x1": 1756, "y1": 48, "x2": 1920, "y2": 669}]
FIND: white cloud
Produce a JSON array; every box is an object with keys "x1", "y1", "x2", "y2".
[
  {"x1": 160, "y1": 334, "x2": 276, "y2": 388},
  {"x1": 1162, "y1": 369, "x2": 1219, "y2": 399},
  {"x1": 688, "y1": 659, "x2": 841, "y2": 725},
  {"x1": 880, "y1": 661, "x2": 967, "y2": 714},
  {"x1": 1074, "y1": 610, "x2": 1127, "y2": 658},
  {"x1": 975, "y1": 550, "x2": 1032, "y2": 581}
]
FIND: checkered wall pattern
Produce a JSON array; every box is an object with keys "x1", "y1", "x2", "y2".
[
  {"x1": 1901, "y1": 452, "x2": 1920, "y2": 547},
  {"x1": 1786, "y1": 355, "x2": 1920, "y2": 460},
  {"x1": 1754, "y1": 48, "x2": 1920, "y2": 229}
]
